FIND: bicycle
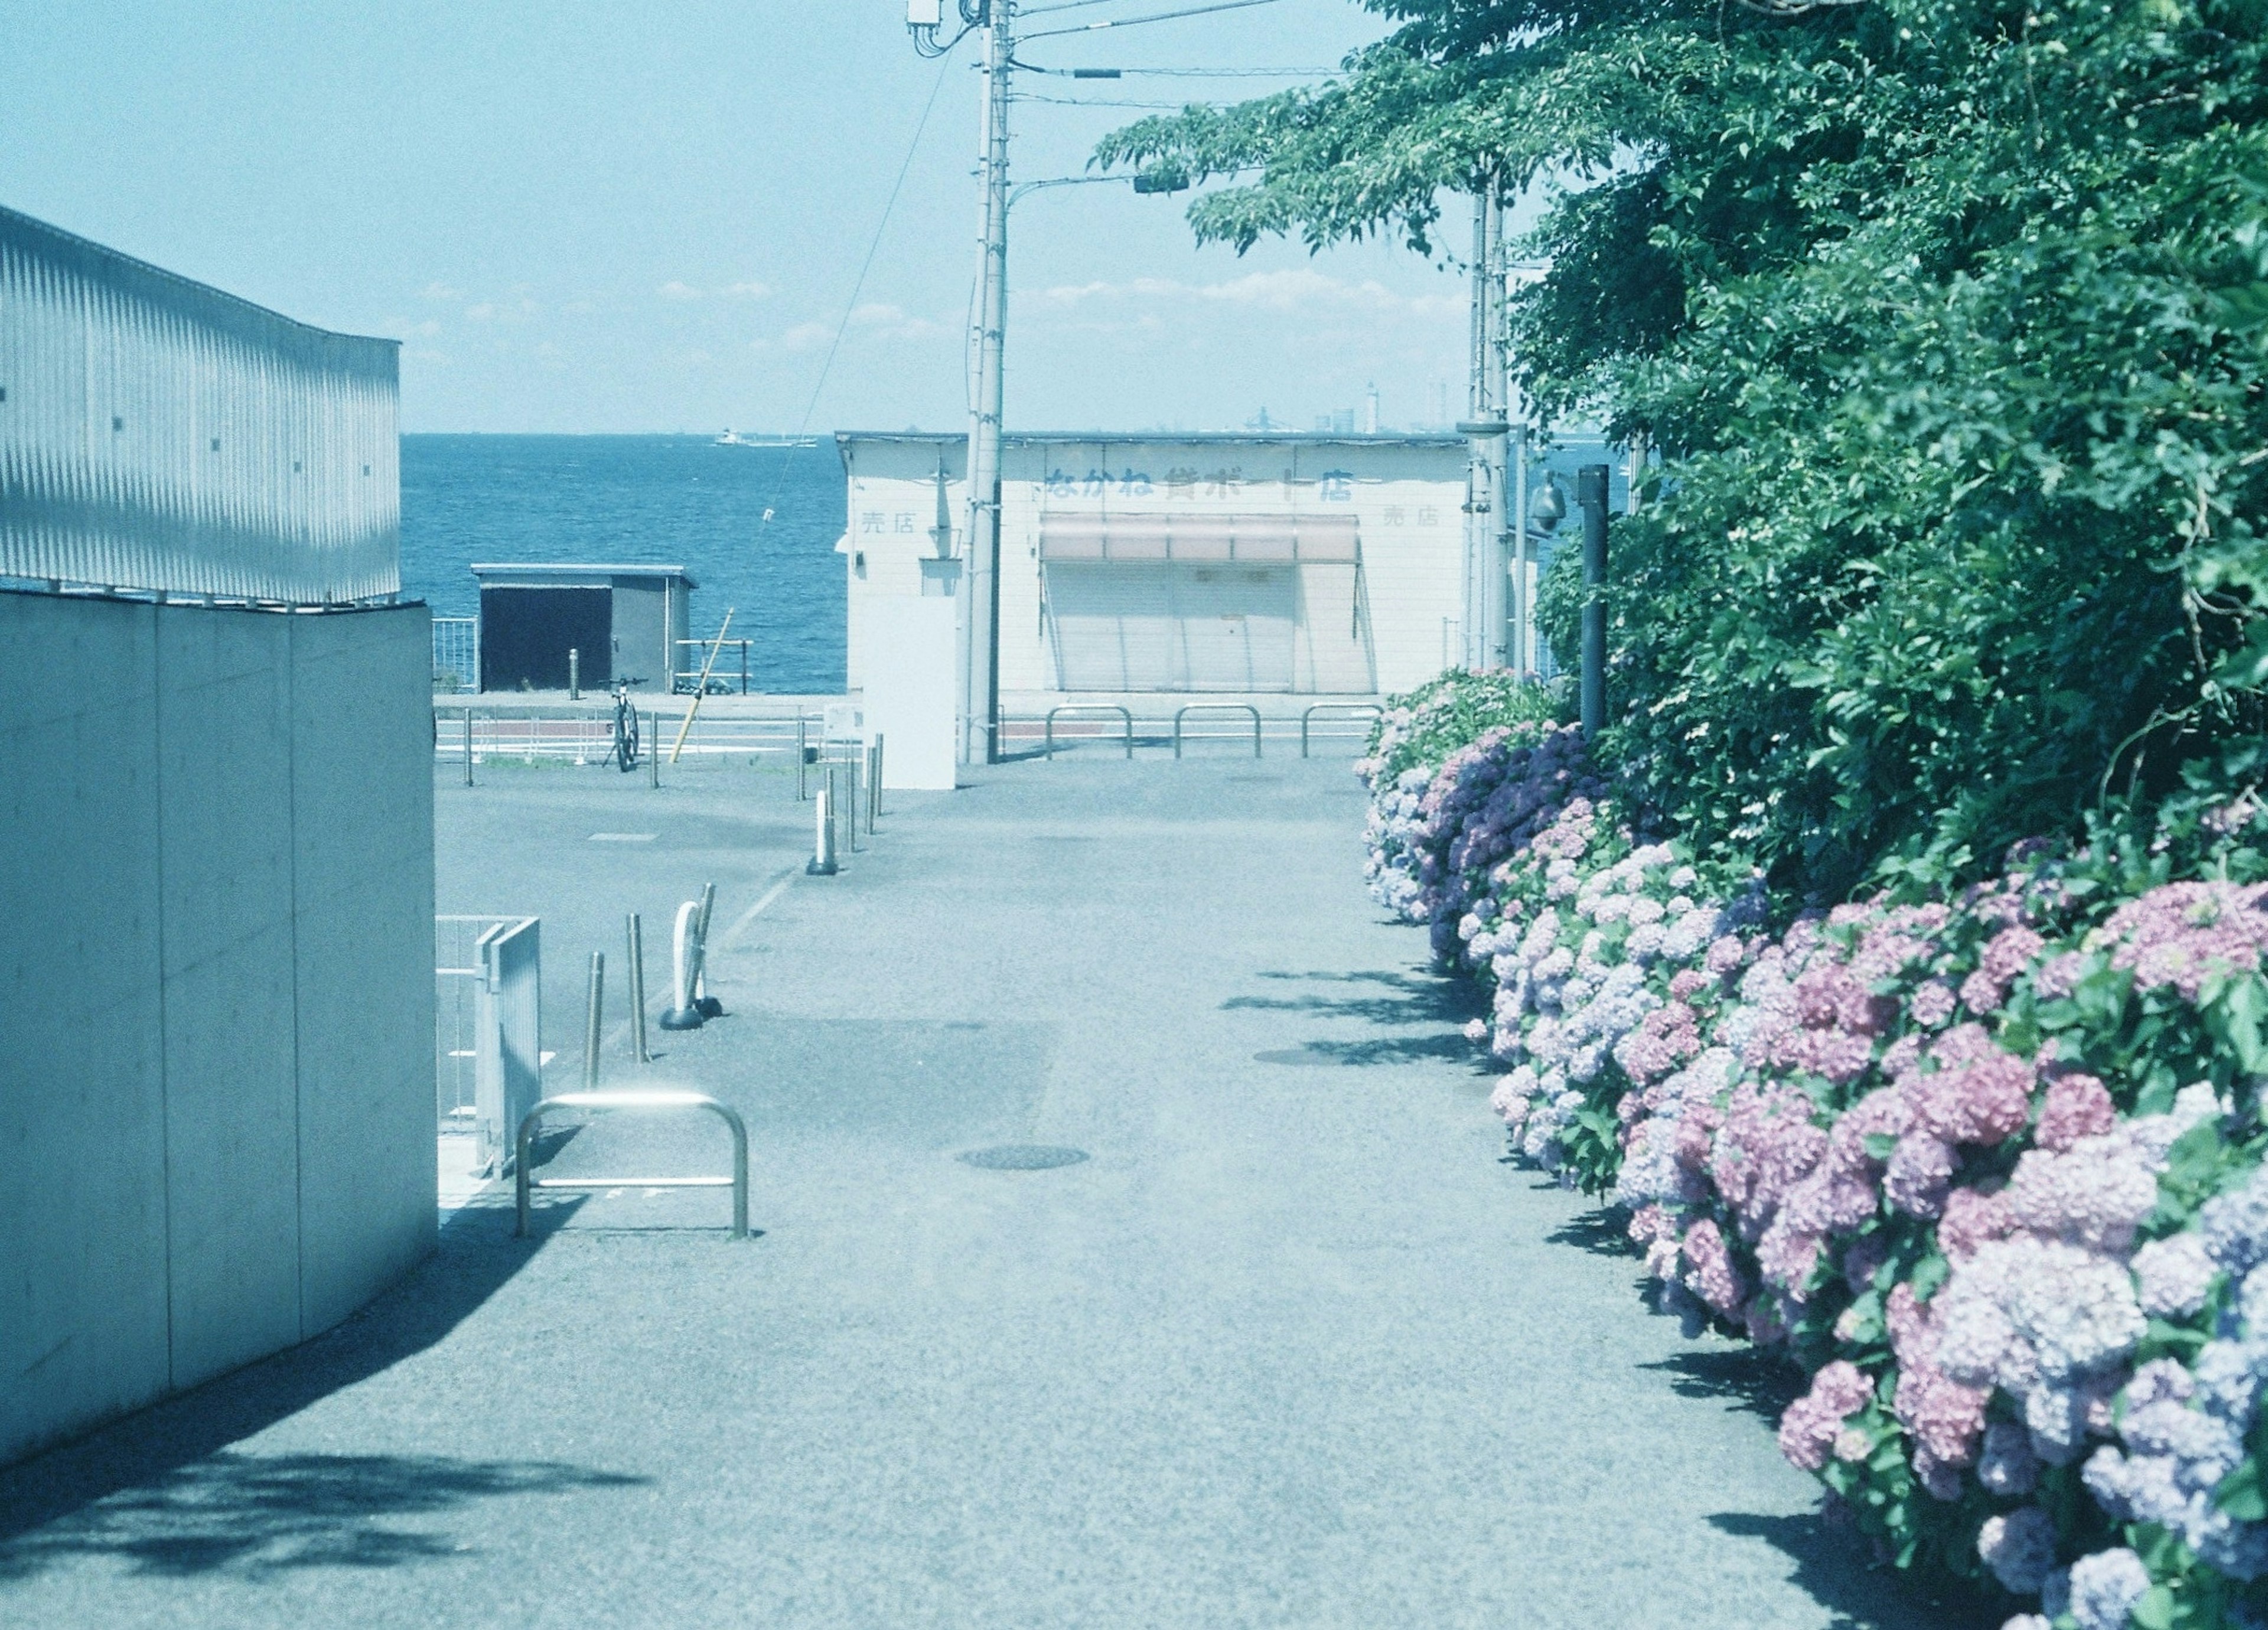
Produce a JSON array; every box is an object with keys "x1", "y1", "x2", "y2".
[{"x1": 611, "y1": 677, "x2": 645, "y2": 772}]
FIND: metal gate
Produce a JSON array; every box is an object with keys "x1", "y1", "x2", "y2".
[{"x1": 436, "y1": 915, "x2": 542, "y2": 1175}]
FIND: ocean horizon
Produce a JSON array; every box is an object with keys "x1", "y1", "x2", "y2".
[{"x1": 401, "y1": 433, "x2": 848, "y2": 693}]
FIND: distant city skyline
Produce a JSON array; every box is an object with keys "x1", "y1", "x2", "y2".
[{"x1": 1, "y1": 1, "x2": 1493, "y2": 436}]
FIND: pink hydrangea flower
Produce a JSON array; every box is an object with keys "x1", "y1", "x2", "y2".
[
  {"x1": 1940, "y1": 1185, "x2": 2018, "y2": 1261},
  {"x1": 2034, "y1": 1074, "x2": 2116, "y2": 1150},
  {"x1": 1908, "y1": 977, "x2": 1960, "y2": 1029},
  {"x1": 1682, "y1": 1218, "x2": 1747, "y2": 1313},
  {"x1": 1779, "y1": 1360, "x2": 1875, "y2": 1471},
  {"x1": 2096, "y1": 880, "x2": 2268, "y2": 1001}
]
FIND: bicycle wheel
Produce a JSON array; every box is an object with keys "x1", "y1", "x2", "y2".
[{"x1": 615, "y1": 700, "x2": 638, "y2": 772}]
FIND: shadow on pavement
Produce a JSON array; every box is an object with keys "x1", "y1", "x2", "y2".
[
  {"x1": 0, "y1": 1450, "x2": 644, "y2": 1581},
  {"x1": 1237, "y1": 966, "x2": 1491, "y2": 1069},
  {"x1": 0, "y1": 1199, "x2": 595, "y2": 1579},
  {"x1": 1640, "y1": 1346, "x2": 1807, "y2": 1423},
  {"x1": 1543, "y1": 1203, "x2": 1638, "y2": 1256},
  {"x1": 1252, "y1": 1033, "x2": 1481, "y2": 1067},
  {"x1": 1706, "y1": 1510, "x2": 2005, "y2": 1630}
]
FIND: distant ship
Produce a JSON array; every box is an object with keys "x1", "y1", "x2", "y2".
[{"x1": 715, "y1": 429, "x2": 818, "y2": 448}]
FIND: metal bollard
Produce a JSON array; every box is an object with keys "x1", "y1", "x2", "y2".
[
  {"x1": 694, "y1": 882, "x2": 722, "y2": 1018},
  {"x1": 569, "y1": 648, "x2": 581, "y2": 700},
  {"x1": 625, "y1": 914, "x2": 650, "y2": 1064},
  {"x1": 659, "y1": 900, "x2": 705, "y2": 1029},
  {"x1": 796, "y1": 716, "x2": 808, "y2": 801},
  {"x1": 866, "y1": 739, "x2": 882, "y2": 830},
  {"x1": 872, "y1": 733, "x2": 885, "y2": 821},
  {"x1": 846, "y1": 757, "x2": 863, "y2": 853},
  {"x1": 807, "y1": 777, "x2": 838, "y2": 875},
  {"x1": 462, "y1": 707, "x2": 475, "y2": 786},
  {"x1": 583, "y1": 951, "x2": 605, "y2": 1091},
  {"x1": 648, "y1": 712, "x2": 660, "y2": 788}
]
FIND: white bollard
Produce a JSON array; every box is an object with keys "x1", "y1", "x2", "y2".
[
  {"x1": 659, "y1": 899, "x2": 705, "y2": 1029},
  {"x1": 693, "y1": 881, "x2": 722, "y2": 1018},
  {"x1": 807, "y1": 781, "x2": 838, "y2": 875}
]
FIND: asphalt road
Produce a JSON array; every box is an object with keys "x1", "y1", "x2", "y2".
[{"x1": 0, "y1": 744, "x2": 1977, "y2": 1628}]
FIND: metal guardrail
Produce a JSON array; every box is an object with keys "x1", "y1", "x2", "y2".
[
  {"x1": 1301, "y1": 703, "x2": 1382, "y2": 758},
  {"x1": 1044, "y1": 705, "x2": 1133, "y2": 760},
  {"x1": 997, "y1": 706, "x2": 1383, "y2": 759},
  {"x1": 672, "y1": 638, "x2": 752, "y2": 695},
  {"x1": 1174, "y1": 704, "x2": 1262, "y2": 760},
  {"x1": 515, "y1": 1090, "x2": 750, "y2": 1238},
  {"x1": 435, "y1": 708, "x2": 820, "y2": 770}
]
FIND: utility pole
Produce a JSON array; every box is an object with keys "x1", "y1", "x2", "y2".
[
  {"x1": 1456, "y1": 185, "x2": 1508, "y2": 673},
  {"x1": 962, "y1": 3, "x2": 1012, "y2": 766},
  {"x1": 1482, "y1": 187, "x2": 1510, "y2": 670}
]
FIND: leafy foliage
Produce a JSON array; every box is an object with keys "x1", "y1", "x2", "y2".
[
  {"x1": 1099, "y1": 0, "x2": 2268, "y2": 898},
  {"x1": 1358, "y1": 666, "x2": 1566, "y2": 784}
]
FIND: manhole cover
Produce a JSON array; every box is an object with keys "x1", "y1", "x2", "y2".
[{"x1": 956, "y1": 1144, "x2": 1090, "y2": 1171}]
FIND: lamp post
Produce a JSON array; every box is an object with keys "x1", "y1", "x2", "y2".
[{"x1": 1576, "y1": 465, "x2": 1609, "y2": 736}]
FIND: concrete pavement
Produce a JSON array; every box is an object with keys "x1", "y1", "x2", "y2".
[{"x1": 0, "y1": 746, "x2": 1980, "y2": 1628}]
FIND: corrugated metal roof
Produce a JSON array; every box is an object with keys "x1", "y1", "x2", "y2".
[{"x1": 470, "y1": 563, "x2": 695, "y2": 579}]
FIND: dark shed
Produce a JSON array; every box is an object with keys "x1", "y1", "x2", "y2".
[{"x1": 469, "y1": 563, "x2": 694, "y2": 692}]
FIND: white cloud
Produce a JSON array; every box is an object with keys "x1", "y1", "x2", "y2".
[
  {"x1": 659, "y1": 278, "x2": 770, "y2": 302},
  {"x1": 780, "y1": 321, "x2": 833, "y2": 353},
  {"x1": 849, "y1": 301, "x2": 905, "y2": 326},
  {"x1": 419, "y1": 281, "x2": 462, "y2": 302},
  {"x1": 464, "y1": 298, "x2": 539, "y2": 325},
  {"x1": 1037, "y1": 268, "x2": 1460, "y2": 318}
]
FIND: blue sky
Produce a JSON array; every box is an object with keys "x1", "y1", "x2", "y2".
[{"x1": 1, "y1": 1, "x2": 1480, "y2": 434}]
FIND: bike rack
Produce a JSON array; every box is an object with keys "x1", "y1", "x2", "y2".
[
  {"x1": 1044, "y1": 705, "x2": 1134, "y2": 760},
  {"x1": 515, "y1": 1089, "x2": 750, "y2": 1238},
  {"x1": 1172, "y1": 704, "x2": 1262, "y2": 760},
  {"x1": 1300, "y1": 703, "x2": 1383, "y2": 758}
]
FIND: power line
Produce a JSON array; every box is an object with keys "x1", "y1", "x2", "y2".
[
  {"x1": 759, "y1": 48, "x2": 957, "y2": 528},
  {"x1": 1019, "y1": 0, "x2": 1286, "y2": 44},
  {"x1": 1018, "y1": 63, "x2": 1337, "y2": 76},
  {"x1": 1014, "y1": 93, "x2": 1205, "y2": 107}
]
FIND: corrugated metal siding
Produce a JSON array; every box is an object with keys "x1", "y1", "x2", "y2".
[{"x1": 0, "y1": 205, "x2": 399, "y2": 604}]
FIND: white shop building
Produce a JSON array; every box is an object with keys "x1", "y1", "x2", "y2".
[{"x1": 835, "y1": 431, "x2": 1474, "y2": 702}]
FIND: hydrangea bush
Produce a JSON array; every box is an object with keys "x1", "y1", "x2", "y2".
[{"x1": 1362, "y1": 670, "x2": 2268, "y2": 1629}]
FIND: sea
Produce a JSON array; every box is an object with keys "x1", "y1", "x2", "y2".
[{"x1": 400, "y1": 434, "x2": 847, "y2": 693}]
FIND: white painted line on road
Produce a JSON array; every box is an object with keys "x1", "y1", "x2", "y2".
[
  {"x1": 717, "y1": 865, "x2": 800, "y2": 951},
  {"x1": 589, "y1": 832, "x2": 657, "y2": 843}
]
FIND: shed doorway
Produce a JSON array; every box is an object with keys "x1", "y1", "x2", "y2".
[{"x1": 479, "y1": 587, "x2": 611, "y2": 692}]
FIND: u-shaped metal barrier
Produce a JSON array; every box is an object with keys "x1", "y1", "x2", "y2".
[
  {"x1": 1300, "y1": 703, "x2": 1383, "y2": 758},
  {"x1": 516, "y1": 1089, "x2": 750, "y2": 1237},
  {"x1": 1044, "y1": 705, "x2": 1135, "y2": 760},
  {"x1": 1172, "y1": 704, "x2": 1262, "y2": 759}
]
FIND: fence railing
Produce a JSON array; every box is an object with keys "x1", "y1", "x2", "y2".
[
  {"x1": 998, "y1": 704, "x2": 1383, "y2": 760},
  {"x1": 673, "y1": 638, "x2": 753, "y2": 695},
  {"x1": 433, "y1": 618, "x2": 478, "y2": 693},
  {"x1": 0, "y1": 203, "x2": 400, "y2": 605},
  {"x1": 434, "y1": 707, "x2": 820, "y2": 768}
]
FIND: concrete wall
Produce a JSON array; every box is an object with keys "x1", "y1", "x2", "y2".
[{"x1": 0, "y1": 590, "x2": 435, "y2": 1468}]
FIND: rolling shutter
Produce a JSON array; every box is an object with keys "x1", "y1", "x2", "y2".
[{"x1": 1040, "y1": 513, "x2": 1367, "y2": 693}]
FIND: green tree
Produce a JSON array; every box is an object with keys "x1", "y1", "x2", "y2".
[{"x1": 1100, "y1": 0, "x2": 2268, "y2": 896}]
